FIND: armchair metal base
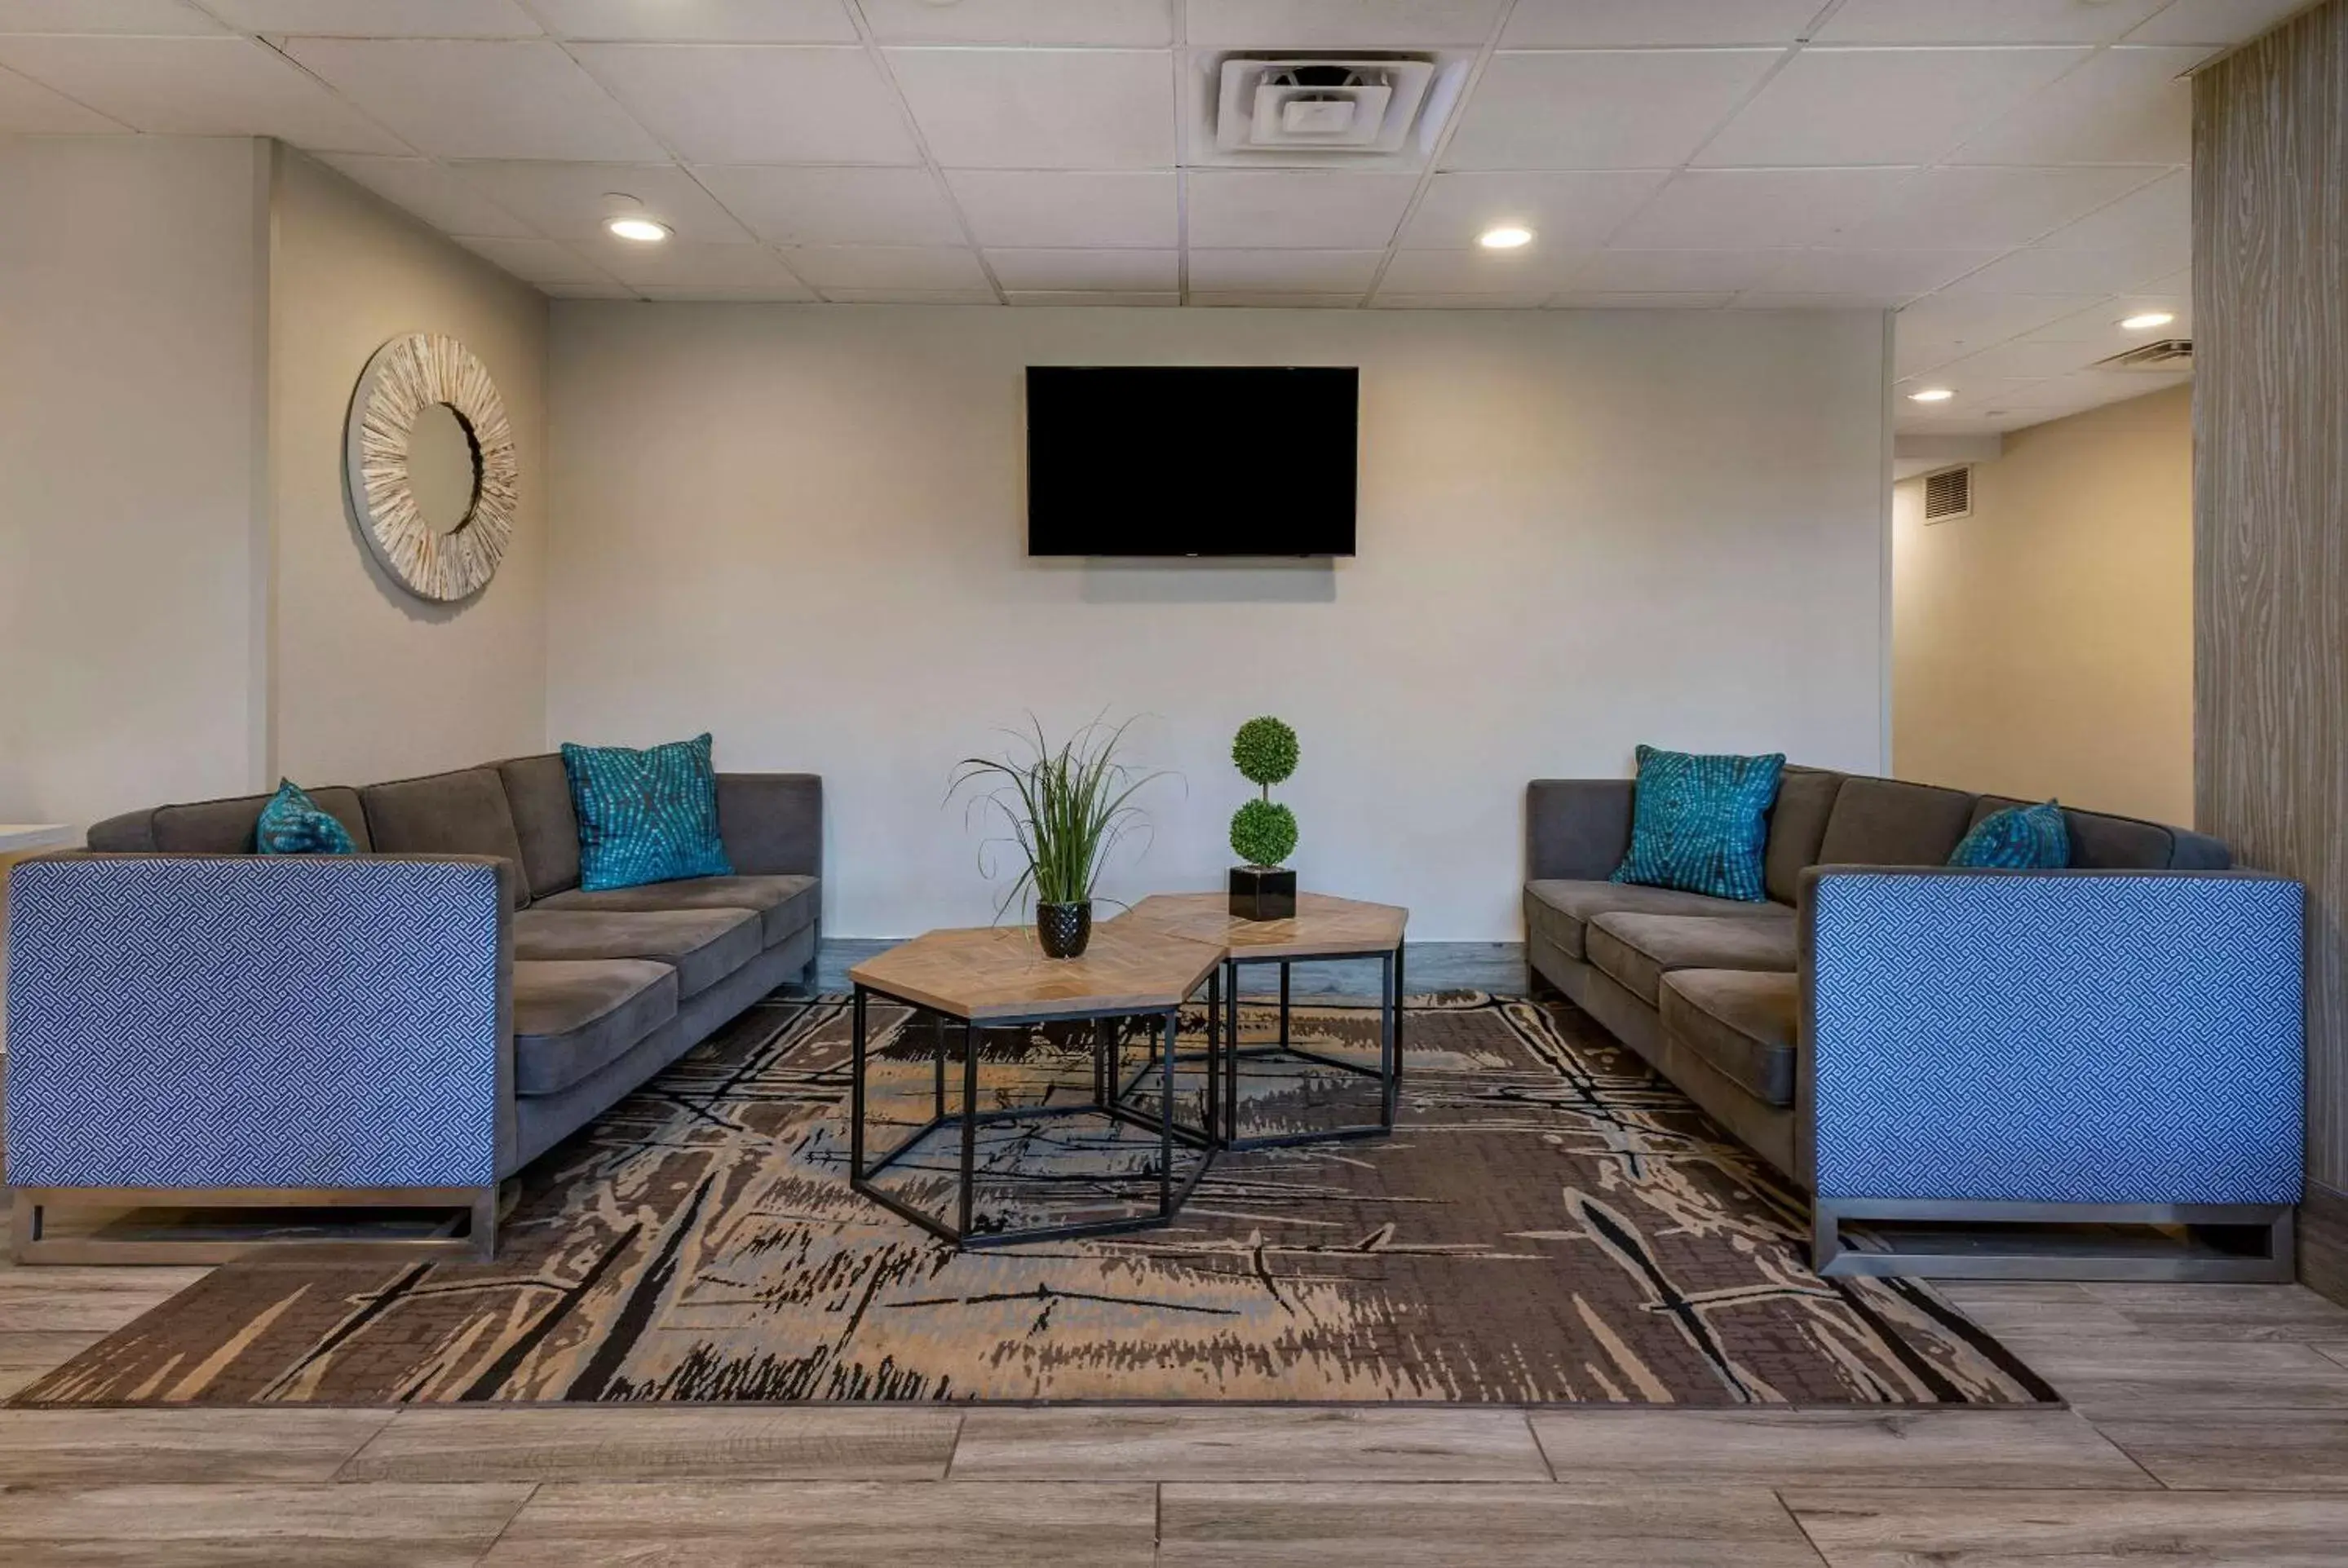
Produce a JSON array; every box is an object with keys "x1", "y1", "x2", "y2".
[
  {"x1": 8, "y1": 1185, "x2": 499, "y2": 1265},
  {"x1": 1813, "y1": 1197, "x2": 2296, "y2": 1283}
]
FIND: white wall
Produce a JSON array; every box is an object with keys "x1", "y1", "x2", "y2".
[
  {"x1": 551, "y1": 305, "x2": 1890, "y2": 942},
  {"x1": 268, "y1": 148, "x2": 549, "y2": 783},
  {"x1": 0, "y1": 137, "x2": 269, "y2": 825}
]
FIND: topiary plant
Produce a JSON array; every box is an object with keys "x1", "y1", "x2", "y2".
[{"x1": 1228, "y1": 716, "x2": 1299, "y2": 868}]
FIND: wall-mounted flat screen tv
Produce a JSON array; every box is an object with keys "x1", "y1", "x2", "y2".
[{"x1": 1026, "y1": 366, "x2": 1359, "y2": 557}]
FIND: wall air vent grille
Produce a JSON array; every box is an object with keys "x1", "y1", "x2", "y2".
[
  {"x1": 2096, "y1": 338, "x2": 2195, "y2": 370},
  {"x1": 1924, "y1": 466, "x2": 1973, "y2": 523},
  {"x1": 1215, "y1": 55, "x2": 1439, "y2": 154}
]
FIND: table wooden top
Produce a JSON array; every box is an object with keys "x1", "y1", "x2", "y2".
[
  {"x1": 1118, "y1": 891, "x2": 1408, "y2": 961},
  {"x1": 848, "y1": 920, "x2": 1223, "y2": 1022}
]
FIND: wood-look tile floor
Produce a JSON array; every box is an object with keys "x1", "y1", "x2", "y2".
[{"x1": 5, "y1": 1211, "x2": 2348, "y2": 1564}]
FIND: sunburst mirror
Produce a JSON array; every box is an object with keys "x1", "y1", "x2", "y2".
[{"x1": 343, "y1": 333, "x2": 517, "y2": 603}]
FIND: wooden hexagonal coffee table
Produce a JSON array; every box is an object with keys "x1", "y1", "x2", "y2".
[
  {"x1": 1119, "y1": 892, "x2": 1409, "y2": 1150},
  {"x1": 847, "y1": 921, "x2": 1223, "y2": 1248}
]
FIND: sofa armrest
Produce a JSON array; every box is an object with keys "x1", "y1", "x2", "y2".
[
  {"x1": 1525, "y1": 779, "x2": 1634, "y2": 882},
  {"x1": 1797, "y1": 865, "x2": 2303, "y2": 1205},
  {"x1": 3, "y1": 852, "x2": 513, "y2": 1190},
  {"x1": 717, "y1": 772, "x2": 822, "y2": 881}
]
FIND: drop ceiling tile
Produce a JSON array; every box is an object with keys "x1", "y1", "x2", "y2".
[
  {"x1": 1940, "y1": 242, "x2": 2183, "y2": 294},
  {"x1": 886, "y1": 46, "x2": 1175, "y2": 169},
  {"x1": 860, "y1": 0, "x2": 1173, "y2": 46},
  {"x1": 1896, "y1": 289, "x2": 2107, "y2": 347},
  {"x1": 1606, "y1": 167, "x2": 1916, "y2": 248},
  {"x1": 781, "y1": 244, "x2": 993, "y2": 289},
  {"x1": 455, "y1": 234, "x2": 618, "y2": 285},
  {"x1": 1371, "y1": 291, "x2": 1555, "y2": 307},
  {"x1": 820, "y1": 286, "x2": 999, "y2": 302},
  {"x1": 542, "y1": 280, "x2": 639, "y2": 297},
  {"x1": 1815, "y1": 0, "x2": 2167, "y2": 44},
  {"x1": 2019, "y1": 292, "x2": 2189, "y2": 350},
  {"x1": 984, "y1": 247, "x2": 1177, "y2": 289},
  {"x1": 1734, "y1": 292, "x2": 1904, "y2": 310},
  {"x1": 285, "y1": 38, "x2": 665, "y2": 158},
  {"x1": 1400, "y1": 169, "x2": 1669, "y2": 249},
  {"x1": 2125, "y1": 0, "x2": 2313, "y2": 45},
  {"x1": 1936, "y1": 336, "x2": 2119, "y2": 379},
  {"x1": 1574, "y1": 248, "x2": 1785, "y2": 292},
  {"x1": 1379, "y1": 244, "x2": 1582, "y2": 290},
  {"x1": 1185, "y1": 170, "x2": 1421, "y2": 249},
  {"x1": 2036, "y1": 168, "x2": 2187, "y2": 250},
  {"x1": 1187, "y1": 248, "x2": 1386, "y2": 290},
  {"x1": 1499, "y1": 0, "x2": 1819, "y2": 47},
  {"x1": 528, "y1": 0, "x2": 858, "y2": 42},
  {"x1": 1550, "y1": 290, "x2": 1737, "y2": 307},
  {"x1": 1895, "y1": 374, "x2": 2051, "y2": 412},
  {"x1": 2001, "y1": 366, "x2": 2191, "y2": 405},
  {"x1": 199, "y1": 1, "x2": 542, "y2": 36},
  {"x1": 0, "y1": 1, "x2": 221, "y2": 32},
  {"x1": 945, "y1": 169, "x2": 1178, "y2": 246},
  {"x1": 1187, "y1": 0, "x2": 1507, "y2": 48},
  {"x1": 0, "y1": 33, "x2": 406, "y2": 148},
  {"x1": 581, "y1": 236, "x2": 812, "y2": 289},
  {"x1": 449, "y1": 161, "x2": 750, "y2": 240},
  {"x1": 0, "y1": 62, "x2": 128, "y2": 130},
  {"x1": 1189, "y1": 292, "x2": 1364, "y2": 307},
  {"x1": 573, "y1": 43, "x2": 920, "y2": 164},
  {"x1": 1696, "y1": 46, "x2": 2089, "y2": 166},
  {"x1": 1443, "y1": 49, "x2": 1780, "y2": 170},
  {"x1": 635, "y1": 285, "x2": 820, "y2": 299},
  {"x1": 316, "y1": 152, "x2": 536, "y2": 236},
  {"x1": 1950, "y1": 44, "x2": 2200, "y2": 164},
  {"x1": 1004, "y1": 290, "x2": 1180, "y2": 305},
  {"x1": 1841, "y1": 165, "x2": 2165, "y2": 250},
  {"x1": 1896, "y1": 334, "x2": 1968, "y2": 376},
  {"x1": 693, "y1": 165, "x2": 964, "y2": 244}
]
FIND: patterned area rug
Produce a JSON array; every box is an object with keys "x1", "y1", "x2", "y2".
[{"x1": 15, "y1": 992, "x2": 2053, "y2": 1407}]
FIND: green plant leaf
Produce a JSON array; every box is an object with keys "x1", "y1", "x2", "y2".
[
  {"x1": 946, "y1": 713, "x2": 1176, "y2": 915},
  {"x1": 1230, "y1": 798, "x2": 1298, "y2": 868},
  {"x1": 1231, "y1": 715, "x2": 1300, "y2": 788}
]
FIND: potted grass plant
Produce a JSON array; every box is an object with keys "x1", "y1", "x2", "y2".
[{"x1": 949, "y1": 715, "x2": 1171, "y2": 959}]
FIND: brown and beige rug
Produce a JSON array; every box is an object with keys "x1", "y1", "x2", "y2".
[{"x1": 15, "y1": 992, "x2": 2053, "y2": 1407}]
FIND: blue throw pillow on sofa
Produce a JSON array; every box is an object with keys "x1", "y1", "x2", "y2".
[
  {"x1": 1610, "y1": 745, "x2": 1785, "y2": 903},
  {"x1": 255, "y1": 779, "x2": 356, "y2": 855},
  {"x1": 1948, "y1": 801, "x2": 2072, "y2": 869},
  {"x1": 561, "y1": 733, "x2": 734, "y2": 892}
]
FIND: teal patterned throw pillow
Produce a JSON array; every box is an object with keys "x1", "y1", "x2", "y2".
[
  {"x1": 255, "y1": 779, "x2": 356, "y2": 855},
  {"x1": 1948, "y1": 801, "x2": 2072, "y2": 869},
  {"x1": 561, "y1": 733, "x2": 734, "y2": 892},
  {"x1": 1610, "y1": 745, "x2": 1785, "y2": 903}
]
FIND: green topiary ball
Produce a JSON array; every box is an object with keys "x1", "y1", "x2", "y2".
[
  {"x1": 1230, "y1": 798, "x2": 1298, "y2": 868},
  {"x1": 1231, "y1": 716, "x2": 1299, "y2": 788}
]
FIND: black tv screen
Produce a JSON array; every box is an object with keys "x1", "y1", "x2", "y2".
[{"x1": 1026, "y1": 366, "x2": 1359, "y2": 557}]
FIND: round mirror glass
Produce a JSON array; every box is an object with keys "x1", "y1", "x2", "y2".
[{"x1": 406, "y1": 402, "x2": 480, "y2": 536}]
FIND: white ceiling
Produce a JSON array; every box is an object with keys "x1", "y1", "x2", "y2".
[{"x1": 0, "y1": 0, "x2": 2314, "y2": 434}]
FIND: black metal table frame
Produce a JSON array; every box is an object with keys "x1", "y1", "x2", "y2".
[
  {"x1": 847, "y1": 978, "x2": 1218, "y2": 1248},
  {"x1": 1113, "y1": 943, "x2": 1404, "y2": 1151}
]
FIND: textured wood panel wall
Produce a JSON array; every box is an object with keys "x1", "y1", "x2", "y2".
[{"x1": 2193, "y1": 0, "x2": 2348, "y2": 1298}]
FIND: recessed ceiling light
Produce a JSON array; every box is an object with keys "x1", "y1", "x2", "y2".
[
  {"x1": 1908, "y1": 387, "x2": 1956, "y2": 403},
  {"x1": 2120, "y1": 311, "x2": 2175, "y2": 331},
  {"x1": 605, "y1": 215, "x2": 670, "y2": 244},
  {"x1": 1477, "y1": 225, "x2": 1533, "y2": 250}
]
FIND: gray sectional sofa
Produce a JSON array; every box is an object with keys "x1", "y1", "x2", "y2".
[{"x1": 1525, "y1": 768, "x2": 2232, "y2": 1186}]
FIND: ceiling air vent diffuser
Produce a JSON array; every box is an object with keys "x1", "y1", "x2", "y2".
[
  {"x1": 1215, "y1": 56, "x2": 1438, "y2": 153},
  {"x1": 2095, "y1": 338, "x2": 2194, "y2": 370},
  {"x1": 1924, "y1": 466, "x2": 1972, "y2": 523}
]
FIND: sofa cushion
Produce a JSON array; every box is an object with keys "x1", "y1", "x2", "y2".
[
  {"x1": 1763, "y1": 766, "x2": 1844, "y2": 905},
  {"x1": 1525, "y1": 878, "x2": 1782, "y2": 964},
  {"x1": 512, "y1": 959, "x2": 678, "y2": 1098},
  {"x1": 1660, "y1": 968, "x2": 1800, "y2": 1108},
  {"x1": 150, "y1": 786, "x2": 372, "y2": 854},
  {"x1": 360, "y1": 768, "x2": 530, "y2": 907},
  {"x1": 1612, "y1": 745, "x2": 1784, "y2": 902},
  {"x1": 1815, "y1": 776, "x2": 1977, "y2": 868},
  {"x1": 497, "y1": 753, "x2": 581, "y2": 899},
  {"x1": 513, "y1": 906, "x2": 762, "y2": 1000},
  {"x1": 561, "y1": 734, "x2": 732, "y2": 892},
  {"x1": 1585, "y1": 910, "x2": 1798, "y2": 1006},
  {"x1": 537, "y1": 873, "x2": 819, "y2": 947}
]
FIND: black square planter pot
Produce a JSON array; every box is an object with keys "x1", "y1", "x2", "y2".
[{"x1": 1228, "y1": 866, "x2": 1297, "y2": 921}]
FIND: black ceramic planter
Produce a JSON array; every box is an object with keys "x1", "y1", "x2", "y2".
[
  {"x1": 1228, "y1": 866, "x2": 1298, "y2": 921},
  {"x1": 1036, "y1": 899, "x2": 1094, "y2": 958}
]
